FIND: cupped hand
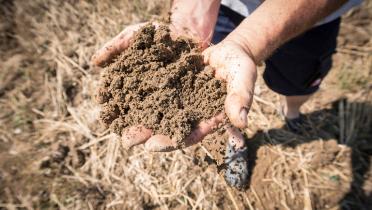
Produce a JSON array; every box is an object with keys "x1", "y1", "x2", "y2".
[
  {"x1": 92, "y1": 22, "x2": 153, "y2": 67},
  {"x1": 92, "y1": 21, "x2": 211, "y2": 67},
  {"x1": 92, "y1": 23, "x2": 256, "y2": 152},
  {"x1": 203, "y1": 41, "x2": 257, "y2": 128}
]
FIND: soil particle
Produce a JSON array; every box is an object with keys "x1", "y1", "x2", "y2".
[{"x1": 97, "y1": 24, "x2": 226, "y2": 147}]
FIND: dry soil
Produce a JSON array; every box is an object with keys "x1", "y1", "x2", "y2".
[{"x1": 97, "y1": 24, "x2": 226, "y2": 147}]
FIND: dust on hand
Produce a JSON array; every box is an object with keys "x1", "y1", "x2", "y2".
[{"x1": 97, "y1": 24, "x2": 227, "y2": 147}]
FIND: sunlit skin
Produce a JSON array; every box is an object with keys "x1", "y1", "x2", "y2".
[
  {"x1": 92, "y1": 22, "x2": 252, "y2": 152},
  {"x1": 92, "y1": 0, "x2": 347, "y2": 152}
]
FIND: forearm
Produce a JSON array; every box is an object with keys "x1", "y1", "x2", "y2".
[
  {"x1": 225, "y1": 0, "x2": 347, "y2": 64},
  {"x1": 171, "y1": 0, "x2": 221, "y2": 41}
]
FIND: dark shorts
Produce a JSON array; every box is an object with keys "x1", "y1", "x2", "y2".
[{"x1": 212, "y1": 5, "x2": 341, "y2": 96}]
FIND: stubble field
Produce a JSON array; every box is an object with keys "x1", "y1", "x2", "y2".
[{"x1": 0, "y1": 0, "x2": 371, "y2": 209}]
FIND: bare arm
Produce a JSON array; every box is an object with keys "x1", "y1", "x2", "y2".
[
  {"x1": 224, "y1": 0, "x2": 347, "y2": 64},
  {"x1": 171, "y1": 0, "x2": 221, "y2": 44},
  {"x1": 92, "y1": 0, "x2": 221, "y2": 66}
]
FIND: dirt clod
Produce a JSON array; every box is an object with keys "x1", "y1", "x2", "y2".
[{"x1": 97, "y1": 24, "x2": 226, "y2": 146}]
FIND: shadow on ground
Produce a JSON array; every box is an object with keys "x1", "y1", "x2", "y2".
[{"x1": 245, "y1": 98, "x2": 372, "y2": 209}]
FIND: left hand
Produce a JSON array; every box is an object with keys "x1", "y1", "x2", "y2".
[{"x1": 203, "y1": 40, "x2": 257, "y2": 128}]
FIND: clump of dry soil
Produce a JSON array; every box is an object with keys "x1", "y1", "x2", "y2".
[{"x1": 97, "y1": 24, "x2": 226, "y2": 146}]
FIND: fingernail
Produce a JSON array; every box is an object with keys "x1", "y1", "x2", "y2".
[
  {"x1": 144, "y1": 142, "x2": 162, "y2": 152},
  {"x1": 121, "y1": 138, "x2": 134, "y2": 149},
  {"x1": 144, "y1": 142, "x2": 154, "y2": 152},
  {"x1": 91, "y1": 55, "x2": 97, "y2": 63},
  {"x1": 145, "y1": 142, "x2": 176, "y2": 152},
  {"x1": 239, "y1": 108, "x2": 248, "y2": 126},
  {"x1": 123, "y1": 144, "x2": 134, "y2": 150}
]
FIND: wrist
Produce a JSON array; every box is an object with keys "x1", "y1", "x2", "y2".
[
  {"x1": 217, "y1": 40, "x2": 258, "y2": 80},
  {"x1": 224, "y1": 10, "x2": 281, "y2": 65},
  {"x1": 170, "y1": 0, "x2": 221, "y2": 42},
  {"x1": 223, "y1": 33, "x2": 262, "y2": 66}
]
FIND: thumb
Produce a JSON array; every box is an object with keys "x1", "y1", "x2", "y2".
[
  {"x1": 145, "y1": 113, "x2": 225, "y2": 152},
  {"x1": 144, "y1": 135, "x2": 178, "y2": 152},
  {"x1": 203, "y1": 43, "x2": 256, "y2": 128},
  {"x1": 225, "y1": 66, "x2": 256, "y2": 128}
]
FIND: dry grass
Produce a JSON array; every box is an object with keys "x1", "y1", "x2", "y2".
[{"x1": 0, "y1": 0, "x2": 371, "y2": 209}]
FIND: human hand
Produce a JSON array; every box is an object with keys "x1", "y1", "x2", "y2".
[
  {"x1": 203, "y1": 41, "x2": 257, "y2": 128},
  {"x1": 92, "y1": 22, "x2": 226, "y2": 152},
  {"x1": 92, "y1": 23, "x2": 208, "y2": 67},
  {"x1": 92, "y1": 0, "x2": 219, "y2": 66},
  {"x1": 170, "y1": 0, "x2": 220, "y2": 48},
  {"x1": 202, "y1": 41, "x2": 256, "y2": 188},
  {"x1": 92, "y1": 23, "x2": 256, "y2": 152},
  {"x1": 92, "y1": 23, "x2": 146, "y2": 67}
]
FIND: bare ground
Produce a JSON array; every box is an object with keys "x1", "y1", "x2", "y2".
[{"x1": 0, "y1": 0, "x2": 371, "y2": 209}]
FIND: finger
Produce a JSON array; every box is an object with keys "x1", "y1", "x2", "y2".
[
  {"x1": 169, "y1": 20, "x2": 205, "y2": 48},
  {"x1": 203, "y1": 46, "x2": 256, "y2": 128},
  {"x1": 202, "y1": 47, "x2": 213, "y2": 64},
  {"x1": 145, "y1": 112, "x2": 225, "y2": 152},
  {"x1": 91, "y1": 23, "x2": 146, "y2": 67},
  {"x1": 199, "y1": 30, "x2": 214, "y2": 50},
  {"x1": 144, "y1": 135, "x2": 178, "y2": 152},
  {"x1": 225, "y1": 126, "x2": 245, "y2": 150},
  {"x1": 121, "y1": 125, "x2": 152, "y2": 149},
  {"x1": 202, "y1": 47, "x2": 229, "y2": 80},
  {"x1": 224, "y1": 59, "x2": 256, "y2": 128},
  {"x1": 184, "y1": 112, "x2": 225, "y2": 147},
  {"x1": 224, "y1": 126, "x2": 249, "y2": 189}
]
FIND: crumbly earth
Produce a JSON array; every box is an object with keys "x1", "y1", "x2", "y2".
[{"x1": 97, "y1": 24, "x2": 226, "y2": 146}]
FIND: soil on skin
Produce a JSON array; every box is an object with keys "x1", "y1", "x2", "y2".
[{"x1": 97, "y1": 24, "x2": 226, "y2": 146}]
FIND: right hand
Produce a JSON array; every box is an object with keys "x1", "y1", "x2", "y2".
[
  {"x1": 92, "y1": 23, "x2": 145, "y2": 67},
  {"x1": 91, "y1": 20, "x2": 210, "y2": 67},
  {"x1": 92, "y1": 0, "x2": 219, "y2": 66}
]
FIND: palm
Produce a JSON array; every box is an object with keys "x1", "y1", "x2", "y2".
[
  {"x1": 92, "y1": 24, "x2": 256, "y2": 152},
  {"x1": 203, "y1": 42, "x2": 257, "y2": 128}
]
